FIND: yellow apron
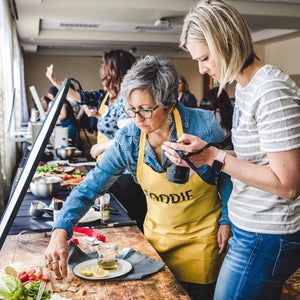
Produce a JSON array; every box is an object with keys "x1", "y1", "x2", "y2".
[
  {"x1": 136, "y1": 108, "x2": 223, "y2": 284},
  {"x1": 96, "y1": 92, "x2": 109, "y2": 162}
]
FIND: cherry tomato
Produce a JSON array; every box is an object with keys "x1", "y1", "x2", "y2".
[{"x1": 18, "y1": 272, "x2": 29, "y2": 283}]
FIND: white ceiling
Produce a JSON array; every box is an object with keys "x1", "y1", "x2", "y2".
[{"x1": 9, "y1": 0, "x2": 300, "y2": 58}]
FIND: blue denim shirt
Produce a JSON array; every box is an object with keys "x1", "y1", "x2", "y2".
[
  {"x1": 97, "y1": 97, "x2": 128, "y2": 140},
  {"x1": 55, "y1": 102, "x2": 232, "y2": 239}
]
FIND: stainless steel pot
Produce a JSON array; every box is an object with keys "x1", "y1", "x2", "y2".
[
  {"x1": 56, "y1": 147, "x2": 76, "y2": 160},
  {"x1": 30, "y1": 176, "x2": 62, "y2": 198}
]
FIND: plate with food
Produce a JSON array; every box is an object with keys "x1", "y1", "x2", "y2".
[{"x1": 73, "y1": 259, "x2": 132, "y2": 281}]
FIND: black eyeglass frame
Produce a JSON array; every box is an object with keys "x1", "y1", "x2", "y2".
[{"x1": 123, "y1": 104, "x2": 160, "y2": 119}]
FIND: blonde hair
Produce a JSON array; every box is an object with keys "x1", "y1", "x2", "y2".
[{"x1": 181, "y1": 0, "x2": 255, "y2": 91}]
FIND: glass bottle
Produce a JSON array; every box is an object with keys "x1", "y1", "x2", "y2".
[
  {"x1": 100, "y1": 193, "x2": 110, "y2": 225},
  {"x1": 97, "y1": 243, "x2": 119, "y2": 270}
]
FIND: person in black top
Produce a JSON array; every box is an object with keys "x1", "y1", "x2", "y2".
[{"x1": 178, "y1": 75, "x2": 198, "y2": 108}]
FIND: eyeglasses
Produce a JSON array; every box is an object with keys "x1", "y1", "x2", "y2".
[{"x1": 123, "y1": 105, "x2": 159, "y2": 119}]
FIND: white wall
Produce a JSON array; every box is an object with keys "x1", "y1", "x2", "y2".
[
  {"x1": 24, "y1": 34, "x2": 300, "y2": 111},
  {"x1": 264, "y1": 35, "x2": 300, "y2": 75},
  {"x1": 24, "y1": 55, "x2": 203, "y2": 109}
]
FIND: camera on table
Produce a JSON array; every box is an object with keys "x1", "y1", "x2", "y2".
[
  {"x1": 81, "y1": 92, "x2": 98, "y2": 108},
  {"x1": 162, "y1": 149, "x2": 190, "y2": 184}
]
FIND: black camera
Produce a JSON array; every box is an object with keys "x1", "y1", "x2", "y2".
[
  {"x1": 81, "y1": 92, "x2": 98, "y2": 108},
  {"x1": 162, "y1": 149, "x2": 190, "y2": 184}
]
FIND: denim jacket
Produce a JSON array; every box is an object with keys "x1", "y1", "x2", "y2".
[
  {"x1": 55, "y1": 102, "x2": 232, "y2": 239},
  {"x1": 97, "y1": 97, "x2": 128, "y2": 140}
]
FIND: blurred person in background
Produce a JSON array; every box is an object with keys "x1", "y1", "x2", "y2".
[
  {"x1": 43, "y1": 85, "x2": 82, "y2": 149},
  {"x1": 46, "y1": 49, "x2": 147, "y2": 231},
  {"x1": 205, "y1": 87, "x2": 233, "y2": 135},
  {"x1": 178, "y1": 75, "x2": 198, "y2": 108}
]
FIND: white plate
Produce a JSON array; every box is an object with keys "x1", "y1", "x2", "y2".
[
  {"x1": 78, "y1": 207, "x2": 99, "y2": 224},
  {"x1": 73, "y1": 259, "x2": 132, "y2": 281}
]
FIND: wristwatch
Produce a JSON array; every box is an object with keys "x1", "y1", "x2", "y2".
[{"x1": 211, "y1": 150, "x2": 227, "y2": 172}]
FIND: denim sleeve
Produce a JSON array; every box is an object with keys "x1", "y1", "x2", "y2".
[
  {"x1": 217, "y1": 171, "x2": 232, "y2": 225},
  {"x1": 54, "y1": 141, "x2": 127, "y2": 239},
  {"x1": 209, "y1": 112, "x2": 232, "y2": 225}
]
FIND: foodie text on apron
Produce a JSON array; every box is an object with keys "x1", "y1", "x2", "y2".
[{"x1": 136, "y1": 108, "x2": 224, "y2": 283}]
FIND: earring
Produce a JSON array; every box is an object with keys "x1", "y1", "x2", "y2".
[{"x1": 167, "y1": 115, "x2": 173, "y2": 124}]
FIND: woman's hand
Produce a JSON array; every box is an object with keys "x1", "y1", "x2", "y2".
[
  {"x1": 82, "y1": 105, "x2": 100, "y2": 118},
  {"x1": 46, "y1": 64, "x2": 59, "y2": 87},
  {"x1": 162, "y1": 134, "x2": 218, "y2": 168},
  {"x1": 44, "y1": 229, "x2": 68, "y2": 278},
  {"x1": 90, "y1": 143, "x2": 106, "y2": 159},
  {"x1": 90, "y1": 140, "x2": 115, "y2": 159},
  {"x1": 217, "y1": 224, "x2": 231, "y2": 254}
]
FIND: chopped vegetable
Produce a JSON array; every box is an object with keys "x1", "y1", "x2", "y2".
[
  {"x1": 0, "y1": 274, "x2": 27, "y2": 299},
  {"x1": 36, "y1": 164, "x2": 58, "y2": 174},
  {"x1": 73, "y1": 169, "x2": 82, "y2": 175},
  {"x1": 26, "y1": 280, "x2": 51, "y2": 300},
  {"x1": 18, "y1": 271, "x2": 29, "y2": 283},
  {"x1": 69, "y1": 177, "x2": 85, "y2": 185},
  {"x1": 63, "y1": 167, "x2": 75, "y2": 174}
]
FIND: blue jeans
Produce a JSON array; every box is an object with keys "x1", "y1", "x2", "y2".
[{"x1": 214, "y1": 225, "x2": 300, "y2": 300}]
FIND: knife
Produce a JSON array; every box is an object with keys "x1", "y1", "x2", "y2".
[
  {"x1": 107, "y1": 220, "x2": 137, "y2": 227},
  {"x1": 36, "y1": 280, "x2": 46, "y2": 300}
]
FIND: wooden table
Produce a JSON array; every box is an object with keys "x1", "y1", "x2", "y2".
[{"x1": 0, "y1": 226, "x2": 190, "y2": 300}]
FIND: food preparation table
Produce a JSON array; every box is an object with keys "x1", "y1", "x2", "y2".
[{"x1": 0, "y1": 226, "x2": 190, "y2": 299}]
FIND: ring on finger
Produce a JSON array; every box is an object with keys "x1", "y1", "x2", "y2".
[{"x1": 45, "y1": 259, "x2": 51, "y2": 265}]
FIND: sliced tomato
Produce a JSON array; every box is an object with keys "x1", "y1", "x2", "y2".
[
  {"x1": 18, "y1": 272, "x2": 29, "y2": 283},
  {"x1": 63, "y1": 174, "x2": 68, "y2": 180},
  {"x1": 41, "y1": 274, "x2": 50, "y2": 282},
  {"x1": 27, "y1": 269, "x2": 36, "y2": 277}
]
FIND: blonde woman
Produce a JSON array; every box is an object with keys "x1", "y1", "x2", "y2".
[{"x1": 162, "y1": 1, "x2": 300, "y2": 299}]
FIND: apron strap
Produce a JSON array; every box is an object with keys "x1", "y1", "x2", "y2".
[
  {"x1": 136, "y1": 107, "x2": 183, "y2": 183},
  {"x1": 137, "y1": 131, "x2": 146, "y2": 183},
  {"x1": 98, "y1": 92, "x2": 109, "y2": 115}
]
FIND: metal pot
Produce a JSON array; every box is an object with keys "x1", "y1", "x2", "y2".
[
  {"x1": 56, "y1": 147, "x2": 76, "y2": 160},
  {"x1": 29, "y1": 200, "x2": 48, "y2": 217},
  {"x1": 30, "y1": 176, "x2": 62, "y2": 198}
]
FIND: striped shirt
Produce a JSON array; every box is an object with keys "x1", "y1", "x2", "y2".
[{"x1": 229, "y1": 64, "x2": 300, "y2": 234}]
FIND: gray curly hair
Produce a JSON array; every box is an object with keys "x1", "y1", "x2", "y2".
[{"x1": 120, "y1": 56, "x2": 178, "y2": 108}]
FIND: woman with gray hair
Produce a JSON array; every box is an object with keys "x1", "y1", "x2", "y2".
[
  {"x1": 44, "y1": 56, "x2": 232, "y2": 299},
  {"x1": 162, "y1": 1, "x2": 300, "y2": 299}
]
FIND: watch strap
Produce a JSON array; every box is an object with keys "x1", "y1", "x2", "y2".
[{"x1": 211, "y1": 150, "x2": 227, "y2": 172}]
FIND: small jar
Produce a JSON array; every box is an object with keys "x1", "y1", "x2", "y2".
[
  {"x1": 97, "y1": 243, "x2": 119, "y2": 270},
  {"x1": 100, "y1": 194, "x2": 110, "y2": 225}
]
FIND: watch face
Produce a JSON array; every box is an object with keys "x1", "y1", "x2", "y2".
[{"x1": 212, "y1": 160, "x2": 223, "y2": 172}]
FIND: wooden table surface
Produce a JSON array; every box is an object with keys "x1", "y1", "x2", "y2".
[{"x1": 0, "y1": 226, "x2": 190, "y2": 300}]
